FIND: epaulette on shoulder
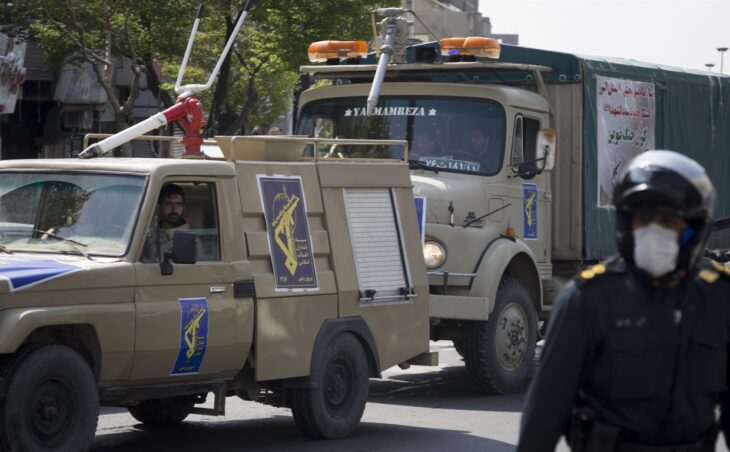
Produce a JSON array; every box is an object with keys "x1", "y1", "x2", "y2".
[
  {"x1": 698, "y1": 260, "x2": 730, "y2": 284},
  {"x1": 576, "y1": 263, "x2": 610, "y2": 284}
]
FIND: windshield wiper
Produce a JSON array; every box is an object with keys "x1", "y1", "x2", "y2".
[
  {"x1": 408, "y1": 159, "x2": 439, "y2": 173},
  {"x1": 34, "y1": 229, "x2": 91, "y2": 259},
  {"x1": 0, "y1": 245, "x2": 13, "y2": 254},
  {"x1": 463, "y1": 203, "x2": 512, "y2": 228}
]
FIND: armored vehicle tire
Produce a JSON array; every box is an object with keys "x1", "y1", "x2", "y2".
[
  {"x1": 0, "y1": 344, "x2": 99, "y2": 451},
  {"x1": 128, "y1": 397, "x2": 196, "y2": 426},
  {"x1": 465, "y1": 277, "x2": 537, "y2": 394},
  {"x1": 290, "y1": 332, "x2": 369, "y2": 439}
]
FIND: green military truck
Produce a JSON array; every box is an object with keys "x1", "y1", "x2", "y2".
[
  {"x1": 297, "y1": 8, "x2": 730, "y2": 395},
  {"x1": 0, "y1": 135, "x2": 432, "y2": 450}
]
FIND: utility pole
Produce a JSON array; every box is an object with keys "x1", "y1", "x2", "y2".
[
  {"x1": 706, "y1": 63, "x2": 715, "y2": 72},
  {"x1": 405, "y1": 0, "x2": 414, "y2": 40}
]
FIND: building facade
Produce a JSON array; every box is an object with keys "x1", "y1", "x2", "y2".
[
  {"x1": 405, "y1": 0, "x2": 518, "y2": 45},
  {"x1": 0, "y1": 32, "x2": 163, "y2": 160}
]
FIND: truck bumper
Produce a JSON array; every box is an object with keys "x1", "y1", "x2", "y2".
[{"x1": 429, "y1": 294, "x2": 490, "y2": 321}]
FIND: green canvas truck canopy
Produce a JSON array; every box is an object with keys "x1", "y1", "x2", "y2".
[{"x1": 498, "y1": 44, "x2": 730, "y2": 257}]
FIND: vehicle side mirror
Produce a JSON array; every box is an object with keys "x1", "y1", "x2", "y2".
[
  {"x1": 160, "y1": 230, "x2": 196, "y2": 275},
  {"x1": 536, "y1": 128, "x2": 556, "y2": 171},
  {"x1": 172, "y1": 230, "x2": 196, "y2": 264}
]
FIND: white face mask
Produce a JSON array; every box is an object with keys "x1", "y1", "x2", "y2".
[{"x1": 633, "y1": 222, "x2": 680, "y2": 278}]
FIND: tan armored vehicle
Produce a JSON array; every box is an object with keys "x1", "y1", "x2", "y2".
[{"x1": 0, "y1": 135, "x2": 431, "y2": 450}]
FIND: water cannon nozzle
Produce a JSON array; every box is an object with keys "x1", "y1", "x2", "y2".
[{"x1": 375, "y1": 7, "x2": 406, "y2": 16}]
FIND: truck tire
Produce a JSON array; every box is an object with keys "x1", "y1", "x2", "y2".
[
  {"x1": 465, "y1": 277, "x2": 537, "y2": 394},
  {"x1": 290, "y1": 332, "x2": 369, "y2": 439},
  {"x1": 0, "y1": 344, "x2": 99, "y2": 451},
  {"x1": 452, "y1": 340, "x2": 466, "y2": 358},
  {"x1": 128, "y1": 397, "x2": 195, "y2": 426}
]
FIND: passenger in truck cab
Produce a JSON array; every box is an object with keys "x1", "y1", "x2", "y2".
[
  {"x1": 411, "y1": 132, "x2": 443, "y2": 158},
  {"x1": 468, "y1": 126, "x2": 500, "y2": 173}
]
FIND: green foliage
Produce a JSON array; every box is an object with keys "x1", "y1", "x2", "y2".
[
  {"x1": 8, "y1": 0, "x2": 199, "y2": 68},
  {"x1": 251, "y1": 0, "x2": 398, "y2": 71},
  {"x1": 203, "y1": 0, "x2": 398, "y2": 133},
  {"x1": 3, "y1": 0, "x2": 400, "y2": 134}
]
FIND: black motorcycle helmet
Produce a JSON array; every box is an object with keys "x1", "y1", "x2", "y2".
[{"x1": 613, "y1": 150, "x2": 715, "y2": 272}]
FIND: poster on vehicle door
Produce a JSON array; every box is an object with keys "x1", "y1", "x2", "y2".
[
  {"x1": 596, "y1": 76, "x2": 655, "y2": 207},
  {"x1": 171, "y1": 298, "x2": 209, "y2": 376},
  {"x1": 257, "y1": 175, "x2": 318, "y2": 291}
]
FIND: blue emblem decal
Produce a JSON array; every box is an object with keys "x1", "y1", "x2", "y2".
[
  {"x1": 171, "y1": 298, "x2": 209, "y2": 376},
  {"x1": 414, "y1": 196, "x2": 426, "y2": 244},
  {"x1": 0, "y1": 256, "x2": 84, "y2": 291},
  {"x1": 523, "y1": 183, "x2": 538, "y2": 240},
  {"x1": 257, "y1": 175, "x2": 318, "y2": 291}
]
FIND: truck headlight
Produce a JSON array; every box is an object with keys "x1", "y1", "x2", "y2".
[{"x1": 423, "y1": 241, "x2": 445, "y2": 269}]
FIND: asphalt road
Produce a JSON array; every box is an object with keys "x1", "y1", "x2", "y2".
[
  {"x1": 91, "y1": 342, "x2": 726, "y2": 452},
  {"x1": 92, "y1": 341, "x2": 529, "y2": 451}
]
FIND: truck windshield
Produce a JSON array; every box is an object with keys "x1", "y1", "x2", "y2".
[
  {"x1": 0, "y1": 172, "x2": 146, "y2": 256},
  {"x1": 297, "y1": 96, "x2": 506, "y2": 176}
]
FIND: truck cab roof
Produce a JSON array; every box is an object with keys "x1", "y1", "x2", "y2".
[{"x1": 0, "y1": 158, "x2": 237, "y2": 178}]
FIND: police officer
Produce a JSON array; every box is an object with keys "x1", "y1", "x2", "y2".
[{"x1": 517, "y1": 150, "x2": 730, "y2": 451}]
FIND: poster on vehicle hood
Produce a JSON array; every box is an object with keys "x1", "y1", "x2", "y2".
[
  {"x1": 0, "y1": 34, "x2": 27, "y2": 115},
  {"x1": 596, "y1": 76, "x2": 655, "y2": 207}
]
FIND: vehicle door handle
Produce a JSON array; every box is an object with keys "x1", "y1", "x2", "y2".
[{"x1": 209, "y1": 286, "x2": 226, "y2": 294}]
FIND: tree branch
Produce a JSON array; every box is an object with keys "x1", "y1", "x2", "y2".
[
  {"x1": 40, "y1": 1, "x2": 110, "y2": 65},
  {"x1": 120, "y1": 13, "x2": 143, "y2": 115}
]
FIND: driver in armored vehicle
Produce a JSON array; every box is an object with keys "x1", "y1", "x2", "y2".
[{"x1": 158, "y1": 183, "x2": 193, "y2": 256}]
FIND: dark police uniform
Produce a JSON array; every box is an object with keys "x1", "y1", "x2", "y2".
[{"x1": 517, "y1": 256, "x2": 730, "y2": 452}]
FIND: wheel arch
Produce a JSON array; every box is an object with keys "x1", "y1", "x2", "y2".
[
  {"x1": 503, "y1": 252, "x2": 542, "y2": 314},
  {"x1": 25, "y1": 325, "x2": 101, "y2": 380},
  {"x1": 469, "y1": 237, "x2": 543, "y2": 315},
  {"x1": 284, "y1": 317, "x2": 380, "y2": 389}
]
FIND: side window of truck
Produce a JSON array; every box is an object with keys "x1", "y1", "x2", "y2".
[
  {"x1": 510, "y1": 115, "x2": 541, "y2": 175},
  {"x1": 141, "y1": 182, "x2": 221, "y2": 263}
]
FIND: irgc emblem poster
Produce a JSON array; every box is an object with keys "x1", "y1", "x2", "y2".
[
  {"x1": 171, "y1": 298, "x2": 208, "y2": 376},
  {"x1": 596, "y1": 76, "x2": 655, "y2": 207},
  {"x1": 523, "y1": 183, "x2": 538, "y2": 240},
  {"x1": 258, "y1": 175, "x2": 318, "y2": 291}
]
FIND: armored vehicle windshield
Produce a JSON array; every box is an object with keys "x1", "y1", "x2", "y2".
[
  {"x1": 0, "y1": 171, "x2": 146, "y2": 256},
  {"x1": 297, "y1": 96, "x2": 506, "y2": 175}
]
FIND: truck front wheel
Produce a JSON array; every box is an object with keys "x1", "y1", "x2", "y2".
[
  {"x1": 0, "y1": 344, "x2": 99, "y2": 451},
  {"x1": 128, "y1": 396, "x2": 196, "y2": 426},
  {"x1": 465, "y1": 277, "x2": 537, "y2": 394},
  {"x1": 290, "y1": 332, "x2": 369, "y2": 439}
]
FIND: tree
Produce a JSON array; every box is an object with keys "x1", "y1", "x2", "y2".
[
  {"x1": 2, "y1": 0, "x2": 197, "y2": 134},
  {"x1": 188, "y1": 0, "x2": 399, "y2": 135},
  {"x1": 3, "y1": 0, "x2": 400, "y2": 140}
]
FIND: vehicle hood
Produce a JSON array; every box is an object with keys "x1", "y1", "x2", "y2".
[
  {"x1": 411, "y1": 172, "x2": 487, "y2": 226},
  {"x1": 0, "y1": 253, "x2": 132, "y2": 296}
]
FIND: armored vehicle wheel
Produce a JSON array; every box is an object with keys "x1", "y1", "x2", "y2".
[
  {"x1": 465, "y1": 277, "x2": 537, "y2": 394},
  {"x1": 290, "y1": 332, "x2": 369, "y2": 439},
  {"x1": 128, "y1": 397, "x2": 196, "y2": 426},
  {"x1": 0, "y1": 344, "x2": 98, "y2": 451}
]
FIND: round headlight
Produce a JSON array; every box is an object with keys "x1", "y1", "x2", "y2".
[{"x1": 423, "y1": 241, "x2": 446, "y2": 269}]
